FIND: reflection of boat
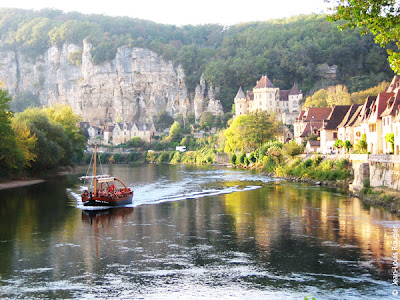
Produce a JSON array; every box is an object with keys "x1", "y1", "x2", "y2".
[
  {"x1": 79, "y1": 145, "x2": 133, "y2": 207},
  {"x1": 82, "y1": 207, "x2": 134, "y2": 225}
]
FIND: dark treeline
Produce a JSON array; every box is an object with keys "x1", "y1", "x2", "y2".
[{"x1": 0, "y1": 8, "x2": 394, "y2": 110}]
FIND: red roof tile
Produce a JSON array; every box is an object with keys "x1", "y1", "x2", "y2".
[
  {"x1": 324, "y1": 105, "x2": 351, "y2": 130},
  {"x1": 368, "y1": 92, "x2": 394, "y2": 123},
  {"x1": 302, "y1": 107, "x2": 332, "y2": 122},
  {"x1": 289, "y1": 84, "x2": 301, "y2": 95},
  {"x1": 254, "y1": 75, "x2": 275, "y2": 89},
  {"x1": 381, "y1": 90, "x2": 400, "y2": 117}
]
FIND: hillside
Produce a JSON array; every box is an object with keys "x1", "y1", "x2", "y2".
[{"x1": 0, "y1": 8, "x2": 394, "y2": 114}]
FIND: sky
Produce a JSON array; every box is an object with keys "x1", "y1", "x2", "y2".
[{"x1": 0, "y1": 0, "x2": 332, "y2": 26}]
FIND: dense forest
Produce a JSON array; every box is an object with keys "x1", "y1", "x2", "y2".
[{"x1": 0, "y1": 8, "x2": 394, "y2": 110}]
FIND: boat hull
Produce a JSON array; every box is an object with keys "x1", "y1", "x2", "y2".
[{"x1": 82, "y1": 192, "x2": 133, "y2": 207}]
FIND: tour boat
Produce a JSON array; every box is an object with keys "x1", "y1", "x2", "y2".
[{"x1": 79, "y1": 145, "x2": 133, "y2": 207}]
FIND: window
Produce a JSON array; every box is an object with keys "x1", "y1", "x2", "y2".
[
  {"x1": 269, "y1": 94, "x2": 272, "y2": 99},
  {"x1": 369, "y1": 124, "x2": 376, "y2": 132},
  {"x1": 333, "y1": 132, "x2": 337, "y2": 139}
]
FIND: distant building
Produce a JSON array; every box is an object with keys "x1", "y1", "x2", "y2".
[{"x1": 234, "y1": 75, "x2": 302, "y2": 125}]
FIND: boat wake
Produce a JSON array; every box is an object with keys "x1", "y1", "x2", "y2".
[{"x1": 68, "y1": 184, "x2": 262, "y2": 210}]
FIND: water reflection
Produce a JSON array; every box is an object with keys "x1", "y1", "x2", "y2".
[{"x1": 0, "y1": 165, "x2": 398, "y2": 299}]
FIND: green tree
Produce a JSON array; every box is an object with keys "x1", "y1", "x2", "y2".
[
  {"x1": 166, "y1": 121, "x2": 182, "y2": 143},
  {"x1": 283, "y1": 140, "x2": 304, "y2": 157},
  {"x1": 385, "y1": 133, "x2": 395, "y2": 153},
  {"x1": 334, "y1": 139, "x2": 344, "y2": 151},
  {"x1": 344, "y1": 140, "x2": 352, "y2": 153},
  {"x1": 355, "y1": 133, "x2": 368, "y2": 153},
  {"x1": 328, "y1": 0, "x2": 400, "y2": 73},
  {"x1": 304, "y1": 89, "x2": 329, "y2": 107},
  {"x1": 0, "y1": 88, "x2": 25, "y2": 173}
]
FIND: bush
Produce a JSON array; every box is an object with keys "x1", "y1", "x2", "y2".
[
  {"x1": 230, "y1": 153, "x2": 237, "y2": 165},
  {"x1": 157, "y1": 152, "x2": 171, "y2": 163},
  {"x1": 283, "y1": 140, "x2": 304, "y2": 157},
  {"x1": 237, "y1": 152, "x2": 246, "y2": 165}
]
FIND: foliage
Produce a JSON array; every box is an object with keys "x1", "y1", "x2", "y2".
[
  {"x1": 275, "y1": 157, "x2": 351, "y2": 181},
  {"x1": 328, "y1": 0, "x2": 400, "y2": 73},
  {"x1": 165, "y1": 121, "x2": 182, "y2": 143},
  {"x1": 230, "y1": 153, "x2": 237, "y2": 165},
  {"x1": 344, "y1": 140, "x2": 352, "y2": 153},
  {"x1": 0, "y1": 88, "x2": 25, "y2": 174},
  {"x1": 267, "y1": 146, "x2": 283, "y2": 164},
  {"x1": 153, "y1": 111, "x2": 174, "y2": 131},
  {"x1": 354, "y1": 133, "x2": 368, "y2": 153},
  {"x1": 385, "y1": 133, "x2": 395, "y2": 153},
  {"x1": 334, "y1": 139, "x2": 344, "y2": 149},
  {"x1": 282, "y1": 140, "x2": 304, "y2": 157},
  {"x1": 350, "y1": 81, "x2": 389, "y2": 103},
  {"x1": 304, "y1": 89, "x2": 329, "y2": 107},
  {"x1": 224, "y1": 111, "x2": 277, "y2": 153},
  {"x1": 0, "y1": 9, "x2": 394, "y2": 109},
  {"x1": 126, "y1": 137, "x2": 144, "y2": 148}
]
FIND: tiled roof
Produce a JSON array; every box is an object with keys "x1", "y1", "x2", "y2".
[
  {"x1": 299, "y1": 121, "x2": 324, "y2": 137},
  {"x1": 337, "y1": 104, "x2": 362, "y2": 128},
  {"x1": 235, "y1": 87, "x2": 246, "y2": 99},
  {"x1": 323, "y1": 105, "x2": 351, "y2": 130},
  {"x1": 381, "y1": 90, "x2": 400, "y2": 117},
  {"x1": 346, "y1": 105, "x2": 363, "y2": 127},
  {"x1": 254, "y1": 75, "x2": 275, "y2": 89},
  {"x1": 353, "y1": 96, "x2": 376, "y2": 126},
  {"x1": 247, "y1": 91, "x2": 254, "y2": 100},
  {"x1": 289, "y1": 84, "x2": 301, "y2": 95},
  {"x1": 134, "y1": 122, "x2": 154, "y2": 131},
  {"x1": 385, "y1": 75, "x2": 400, "y2": 93},
  {"x1": 280, "y1": 90, "x2": 289, "y2": 101},
  {"x1": 368, "y1": 92, "x2": 394, "y2": 123},
  {"x1": 302, "y1": 107, "x2": 332, "y2": 121},
  {"x1": 296, "y1": 110, "x2": 305, "y2": 121},
  {"x1": 307, "y1": 140, "x2": 320, "y2": 147}
]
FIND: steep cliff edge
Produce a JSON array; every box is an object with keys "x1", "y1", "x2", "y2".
[{"x1": 0, "y1": 40, "x2": 223, "y2": 124}]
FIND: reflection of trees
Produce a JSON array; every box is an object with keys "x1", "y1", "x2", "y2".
[
  {"x1": 224, "y1": 182, "x2": 399, "y2": 285},
  {"x1": 0, "y1": 177, "x2": 77, "y2": 277}
]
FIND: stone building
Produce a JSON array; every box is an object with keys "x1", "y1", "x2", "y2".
[{"x1": 234, "y1": 75, "x2": 302, "y2": 125}]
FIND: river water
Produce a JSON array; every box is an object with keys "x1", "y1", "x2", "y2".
[{"x1": 0, "y1": 164, "x2": 399, "y2": 299}]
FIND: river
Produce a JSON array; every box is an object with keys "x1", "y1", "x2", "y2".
[{"x1": 0, "y1": 164, "x2": 398, "y2": 299}]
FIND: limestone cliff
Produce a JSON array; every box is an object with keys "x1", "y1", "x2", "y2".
[{"x1": 0, "y1": 40, "x2": 223, "y2": 124}]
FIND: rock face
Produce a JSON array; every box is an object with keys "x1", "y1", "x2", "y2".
[{"x1": 0, "y1": 40, "x2": 223, "y2": 124}]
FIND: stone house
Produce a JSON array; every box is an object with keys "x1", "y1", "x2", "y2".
[
  {"x1": 305, "y1": 140, "x2": 320, "y2": 153},
  {"x1": 294, "y1": 107, "x2": 332, "y2": 144},
  {"x1": 277, "y1": 126, "x2": 294, "y2": 143},
  {"x1": 234, "y1": 75, "x2": 302, "y2": 125},
  {"x1": 103, "y1": 125, "x2": 115, "y2": 144},
  {"x1": 337, "y1": 104, "x2": 362, "y2": 146},
  {"x1": 131, "y1": 123, "x2": 156, "y2": 143},
  {"x1": 88, "y1": 125, "x2": 103, "y2": 138},
  {"x1": 112, "y1": 122, "x2": 132, "y2": 145},
  {"x1": 352, "y1": 96, "x2": 376, "y2": 146},
  {"x1": 394, "y1": 108, "x2": 400, "y2": 155},
  {"x1": 380, "y1": 91, "x2": 400, "y2": 153},
  {"x1": 364, "y1": 92, "x2": 394, "y2": 154},
  {"x1": 320, "y1": 105, "x2": 351, "y2": 153}
]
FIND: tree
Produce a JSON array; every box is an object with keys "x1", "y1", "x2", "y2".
[
  {"x1": 328, "y1": 0, "x2": 400, "y2": 73},
  {"x1": 224, "y1": 112, "x2": 277, "y2": 153},
  {"x1": 166, "y1": 121, "x2": 182, "y2": 143},
  {"x1": 355, "y1": 133, "x2": 368, "y2": 153},
  {"x1": 385, "y1": 133, "x2": 395, "y2": 153},
  {"x1": 344, "y1": 140, "x2": 352, "y2": 153},
  {"x1": 0, "y1": 88, "x2": 25, "y2": 173},
  {"x1": 304, "y1": 89, "x2": 329, "y2": 107},
  {"x1": 283, "y1": 140, "x2": 304, "y2": 157},
  {"x1": 327, "y1": 85, "x2": 351, "y2": 106}
]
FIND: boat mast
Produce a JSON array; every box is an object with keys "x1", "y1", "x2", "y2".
[{"x1": 94, "y1": 145, "x2": 97, "y2": 197}]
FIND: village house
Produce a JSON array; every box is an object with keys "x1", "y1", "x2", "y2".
[
  {"x1": 352, "y1": 96, "x2": 376, "y2": 146},
  {"x1": 337, "y1": 104, "x2": 362, "y2": 147},
  {"x1": 277, "y1": 126, "x2": 294, "y2": 143},
  {"x1": 394, "y1": 108, "x2": 400, "y2": 155},
  {"x1": 131, "y1": 123, "x2": 156, "y2": 143},
  {"x1": 319, "y1": 105, "x2": 351, "y2": 154},
  {"x1": 294, "y1": 107, "x2": 332, "y2": 145},
  {"x1": 305, "y1": 140, "x2": 320, "y2": 153},
  {"x1": 234, "y1": 75, "x2": 302, "y2": 125},
  {"x1": 380, "y1": 90, "x2": 400, "y2": 153}
]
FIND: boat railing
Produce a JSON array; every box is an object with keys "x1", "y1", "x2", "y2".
[{"x1": 79, "y1": 174, "x2": 111, "y2": 180}]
